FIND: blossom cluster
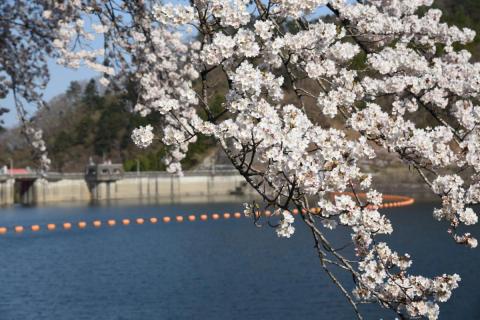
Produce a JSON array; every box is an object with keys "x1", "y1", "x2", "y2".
[
  {"x1": 131, "y1": 125, "x2": 154, "y2": 149},
  {"x1": 25, "y1": 127, "x2": 51, "y2": 171},
  {"x1": 275, "y1": 210, "x2": 295, "y2": 238},
  {"x1": 355, "y1": 242, "x2": 461, "y2": 319}
]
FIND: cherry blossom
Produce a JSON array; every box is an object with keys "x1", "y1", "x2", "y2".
[{"x1": 131, "y1": 125, "x2": 155, "y2": 149}]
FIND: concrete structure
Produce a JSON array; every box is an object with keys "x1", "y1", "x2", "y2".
[
  {"x1": 0, "y1": 176, "x2": 14, "y2": 206},
  {"x1": 0, "y1": 167, "x2": 256, "y2": 206},
  {"x1": 85, "y1": 163, "x2": 123, "y2": 182}
]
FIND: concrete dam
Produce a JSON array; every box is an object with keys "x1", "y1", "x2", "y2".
[{"x1": 0, "y1": 165, "x2": 255, "y2": 206}]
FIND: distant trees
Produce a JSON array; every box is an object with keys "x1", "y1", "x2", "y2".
[
  {"x1": 82, "y1": 79, "x2": 100, "y2": 107},
  {"x1": 0, "y1": 107, "x2": 8, "y2": 132},
  {"x1": 7, "y1": 78, "x2": 216, "y2": 172},
  {"x1": 434, "y1": 0, "x2": 480, "y2": 55},
  {"x1": 65, "y1": 81, "x2": 82, "y2": 103}
]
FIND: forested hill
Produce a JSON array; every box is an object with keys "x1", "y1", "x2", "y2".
[
  {"x1": 0, "y1": 79, "x2": 217, "y2": 172},
  {"x1": 435, "y1": 0, "x2": 480, "y2": 56},
  {"x1": 0, "y1": 0, "x2": 479, "y2": 172}
]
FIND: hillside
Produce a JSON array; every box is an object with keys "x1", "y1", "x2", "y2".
[
  {"x1": 432, "y1": 0, "x2": 480, "y2": 58},
  {"x1": 0, "y1": 79, "x2": 218, "y2": 172}
]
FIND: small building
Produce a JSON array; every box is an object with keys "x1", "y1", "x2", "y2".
[
  {"x1": 85, "y1": 163, "x2": 123, "y2": 182},
  {"x1": 8, "y1": 168, "x2": 30, "y2": 175}
]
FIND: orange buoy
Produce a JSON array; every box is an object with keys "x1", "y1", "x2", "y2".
[
  {"x1": 150, "y1": 217, "x2": 158, "y2": 224},
  {"x1": 63, "y1": 222, "x2": 72, "y2": 230},
  {"x1": 31, "y1": 225, "x2": 41, "y2": 232},
  {"x1": 14, "y1": 226, "x2": 24, "y2": 233},
  {"x1": 107, "y1": 219, "x2": 116, "y2": 226},
  {"x1": 264, "y1": 210, "x2": 272, "y2": 217},
  {"x1": 78, "y1": 221, "x2": 87, "y2": 229},
  {"x1": 212, "y1": 213, "x2": 220, "y2": 220},
  {"x1": 0, "y1": 227, "x2": 7, "y2": 235},
  {"x1": 47, "y1": 223, "x2": 56, "y2": 231},
  {"x1": 188, "y1": 215, "x2": 196, "y2": 222},
  {"x1": 122, "y1": 219, "x2": 130, "y2": 226},
  {"x1": 163, "y1": 216, "x2": 171, "y2": 223},
  {"x1": 200, "y1": 214, "x2": 208, "y2": 221},
  {"x1": 176, "y1": 216, "x2": 184, "y2": 222},
  {"x1": 223, "y1": 213, "x2": 231, "y2": 219},
  {"x1": 292, "y1": 208, "x2": 299, "y2": 215},
  {"x1": 136, "y1": 218, "x2": 145, "y2": 225},
  {"x1": 234, "y1": 212, "x2": 242, "y2": 219},
  {"x1": 93, "y1": 220, "x2": 102, "y2": 228}
]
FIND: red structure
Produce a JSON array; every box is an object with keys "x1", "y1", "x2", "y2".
[{"x1": 8, "y1": 168, "x2": 29, "y2": 175}]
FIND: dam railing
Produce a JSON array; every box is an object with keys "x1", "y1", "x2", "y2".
[
  {"x1": 1, "y1": 168, "x2": 239, "y2": 181},
  {"x1": 0, "y1": 168, "x2": 249, "y2": 206}
]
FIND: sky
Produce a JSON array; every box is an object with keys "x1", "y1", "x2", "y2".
[
  {"x1": 1, "y1": 61, "x2": 99, "y2": 128},
  {"x1": 0, "y1": 2, "x2": 338, "y2": 128}
]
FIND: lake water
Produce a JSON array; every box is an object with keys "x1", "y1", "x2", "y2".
[{"x1": 0, "y1": 201, "x2": 479, "y2": 320}]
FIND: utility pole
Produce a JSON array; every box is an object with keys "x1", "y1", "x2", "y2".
[{"x1": 8, "y1": 158, "x2": 13, "y2": 177}]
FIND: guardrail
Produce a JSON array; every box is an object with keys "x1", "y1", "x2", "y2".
[
  {"x1": 123, "y1": 170, "x2": 239, "y2": 178},
  {"x1": 0, "y1": 169, "x2": 240, "y2": 181}
]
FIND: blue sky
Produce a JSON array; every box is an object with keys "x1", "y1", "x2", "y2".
[
  {"x1": 0, "y1": 2, "x2": 337, "y2": 128},
  {"x1": 1, "y1": 61, "x2": 99, "y2": 128}
]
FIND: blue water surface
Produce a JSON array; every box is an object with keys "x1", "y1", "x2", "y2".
[{"x1": 0, "y1": 202, "x2": 478, "y2": 320}]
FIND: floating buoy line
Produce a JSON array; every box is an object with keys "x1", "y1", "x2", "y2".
[{"x1": 0, "y1": 194, "x2": 414, "y2": 236}]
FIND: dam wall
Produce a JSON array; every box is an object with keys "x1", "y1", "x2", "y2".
[
  {"x1": 32, "y1": 177, "x2": 91, "y2": 204},
  {"x1": 92, "y1": 174, "x2": 251, "y2": 203},
  {"x1": 0, "y1": 171, "x2": 256, "y2": 206},
  {"x1": 0, "y1": 178, "x2": 14, "y2": 206}
]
